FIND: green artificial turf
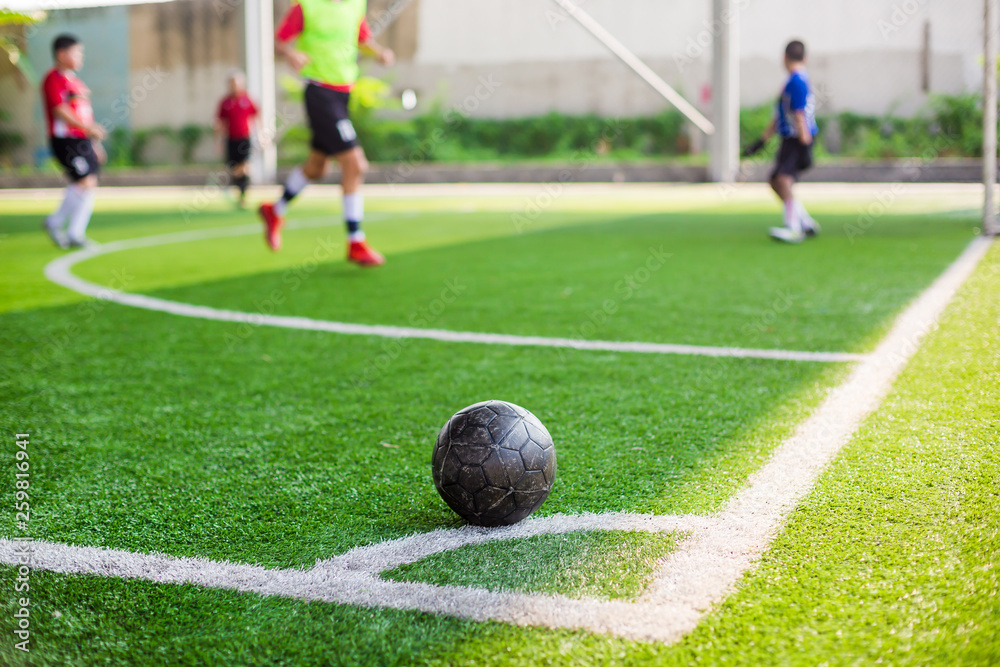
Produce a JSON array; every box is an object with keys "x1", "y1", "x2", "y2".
[
  {"x1": 412, "y1": 241, "x2": 1000, "y2": 666},
  {"x1": 0, "y1": 571, "x2": 484, "y2": 666},
  {"x1": 72, "y1": 207, "x2": 973, "y2": 353},
  {"x1": 0, "y1": 191, "x2": 992, "y2": 665},
  {"x1": 382, "y1": 530, "x2": 681, "y2": 600},
  {"x1": 0, "y1": 302, "x2": 841, "y2": 565}
]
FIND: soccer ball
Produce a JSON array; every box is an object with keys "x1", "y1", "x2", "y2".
[{"x1": 432, "y1": 400, "x2": 556, "y2": 527}]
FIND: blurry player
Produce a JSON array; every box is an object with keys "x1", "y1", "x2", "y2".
[
  {"x1": 259, "y1": 0, "x2": 394, "y2": 265},
  {"x1": 42, "y1": 34, "x2": 105, "y2": 249},
  {"x1": 215, "y1": 71, "x2": 259, "y2": 208},
  {"x1": 744, "y1": 40, "x2": 820, "y2": 244}
]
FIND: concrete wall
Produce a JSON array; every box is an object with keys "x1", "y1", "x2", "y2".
[
  {"x1": 401, "y1": 0, "x2": 983, "y2": 119},
  {"x1": 126, "y1": 0, "x2": 244, "y2": 162},
  {"x1": 127, "y1": 0, "x2": 243, "y2": 128}
]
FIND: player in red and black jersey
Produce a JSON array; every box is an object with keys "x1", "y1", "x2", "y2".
[
  {"x1": 42, "y1": 34, "x2": 106, "y2": 249},
  {"x1": 215, "y1": 71, "x2": 260, "y2": 208}
]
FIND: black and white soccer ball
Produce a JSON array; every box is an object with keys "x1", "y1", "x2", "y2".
[{"x1": 432, "y1": 400, "x2": 556, "y2": 527}]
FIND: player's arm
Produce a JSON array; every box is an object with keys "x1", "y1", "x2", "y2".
[
  {"x1": 92, "y1": 140, "x2": 107, "y2": 165},
  {"x1": 52, "y1": 103, "x2": 105, "y2": 140},
  {"x1": 275, "y1": 4, "x2": 309, "y2": 72},
  {"x1": 794, "y1": 111, "x2": 812, "y2": 146},
  {"x1": 359, "y1": 37, "x2": 394, "y2": 66},
  {"x1": 742, "y1": 118, "x2": 777, "y2": 157},
  {"x1": 276, "y1": 39, "x2": 310, "y2": 72},
  {"x1": 762, "y1": 117, "x2": 777, "y2": 142},
  {"x1": 359, "y1": 40, "x2": 394, "y2": 66},
  {"x1": 357, "y1": 18, "x2": 394, "y2": 66},
  {"x1": 787, "y1": 78, "x2": 812, "y2": 145}
]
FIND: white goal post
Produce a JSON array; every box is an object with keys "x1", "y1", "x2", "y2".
[
  {"x1": 984, "y1": 0, "x2": 999, "y2": 236},
  {"x1": 549, "y1": 0, "x2": 742, "y2": 184},
  {"x1": 245, "y1": 0, "x2": 277, "y2": 184}
]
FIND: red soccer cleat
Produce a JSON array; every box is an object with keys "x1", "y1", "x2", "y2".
[
  {"x1": 258, "y1": 202, "x2": 284, "y2": 251},
  {"x1": 348, "y1": 239, "x2": 385, "y2": 267}
]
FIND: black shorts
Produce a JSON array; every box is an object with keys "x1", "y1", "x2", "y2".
[
  {"x1": 771, "y1": 137, "x2": 814, "y2": 180},
  {"x1": 305, "y1": 84, "x2": 359, "y2": 156},
  {"x1": 226, "y1": 138, "x2": 252, "y2": 168},
  {"x1": 51, "y1": 137, "x2": 100, "y2": 182}
]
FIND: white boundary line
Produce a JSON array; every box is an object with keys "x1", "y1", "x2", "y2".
[
  {"x1": 3, "y1": 237, "x2": 991, "y2": 643},
  {"x1": 42, "y1": 222, "x2": 866, "y2": 363}
]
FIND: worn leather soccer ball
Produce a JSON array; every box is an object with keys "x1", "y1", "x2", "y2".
[{"x1": 432, "y1": 400, "x2": 556, "y2": 527}]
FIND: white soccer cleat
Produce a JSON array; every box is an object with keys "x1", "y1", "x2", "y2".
[
  {"x1": 802, "y1": 218, "x2": 821, "y2": 238},
  {"x1": 43, "y1": 217, "x2": 69, "y2": 249},
  {"x1": 769, "y1": 226, "x2": 806, "y2": 244},
  {"x1": 67, "y1": 237, "x2": 98, "y2": 249}
]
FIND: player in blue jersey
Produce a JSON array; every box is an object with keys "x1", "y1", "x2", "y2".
[{"x1": 744, "y1": 41, "x2": 820, "y2": 243}]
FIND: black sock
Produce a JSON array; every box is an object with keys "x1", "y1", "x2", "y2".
[
  {"x1": 237, "y1": 175, "x2": 249, "y2": 196},
  {"x1": 346, "y1": 219, "x2": 361, "y2": 235}
]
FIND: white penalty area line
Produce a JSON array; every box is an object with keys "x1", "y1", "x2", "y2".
[
  {"x1": 43, "y1": 221, "x2": 865, "y2": 363},
  {"x1": 0, "y1": 514, "x2": 715, "y2": 636},
  {"x1": 6, "y1": 237, "x2": 992, "y2": 643}
]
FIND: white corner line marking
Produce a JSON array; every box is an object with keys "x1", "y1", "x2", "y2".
[
  {"x1": 11, "y1": 234, "x2": 989, "y2": 643},
  {"x1": 42, "y1": 222, "x2": 866, "y2": 363}
]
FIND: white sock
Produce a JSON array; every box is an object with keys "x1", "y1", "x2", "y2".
[
  {"x1": 794, "y1": 200, "x2": 816, "y2": 229},
  {"x1": 784, "y1": 199, "x2": 802, "y2": 234},
  {"x1": 344, "y1": 193, "x2": 363, "y2": 222},
  {"x1": 344, "y1": 193, "x2": 365, "y2": 242},
  {"x1": 67, "y1": 188, "x2": 96, "y2": 243},
  {"x1": 48, "y1": 185, "x2": 84, "y2": 229},
  {"x1": 274, "y1": 167, "x2": 309, "y2": 216}
]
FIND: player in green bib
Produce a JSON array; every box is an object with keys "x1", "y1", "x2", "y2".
[{"x1": 260, "y1": 0, "x2": 394, "y2": 265}]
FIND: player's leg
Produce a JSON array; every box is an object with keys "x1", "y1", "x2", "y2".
[
  {"x1": 337, "y1": 146, "x2": 383, "y2": 266},
  {"x1": 275, "y1": 149, "x2": 326, "y2": 214},
  {"x1": 794, "y1": 199, "x2": 819, "y2": 237},
  {"x1": 45, "y1": 138, "x2": 83, "y2": 248},
  {"x1": 232, "y1": 161, "x2": 249, "y2": 207},
  {"x1": 47, "y1": 138, "x2": 99, "y2": 248},
  {"x1": 224, "y1": 139, "x2": 236, "y2": 198},
  {"x1": 776, "y1": 174, "x2": 802, "y2": 229},
  {"x1": 66, "y1": 173, "x2": 98, "y2": 247},
  {"x1": 232, "y1": 139, "x2": 252, "y2": 207},
  {"x1": 279, "y1": 149, "x2": 326, "y2": 213},
  {"x1": 259, "y1": 83, "x2": 337, "y2": 251},
  {"x1": 793, "y1": 145, "x2": 819, "y2": 237},
  {"x1": 224, "y1": 139, "x2": 247, "y2": 207},
  {"x1": 45, "y1": 184, "x2": 82, "y2": 249},
  {"x1": 768, "y1": 139, "x2": 806, "y2": 243},
  {"x1": 259, "y1": 149, "x2": 326, "y2": 251}
]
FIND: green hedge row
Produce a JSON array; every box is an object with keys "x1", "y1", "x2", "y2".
[
  {"x1": 350, "y1": 110, "x2": 689, "y2": 164},
  {"x1": 103, "y1": 124, "x2": 211, "y2": 167},
  {"x1": 296, "y1": 92, "x2": 988, "y2": 165},
  {"x1": 96, "y1": 93, "x2": 986, "y2": 168}
]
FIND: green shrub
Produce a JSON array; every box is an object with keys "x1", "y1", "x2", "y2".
[
  {"x1": 0, "y1": 108, "x2": 25, "y2": 166},
  {"x1": 930, "y1": 93, "x2": 982, "y2": 157},
  {"x1": 92, "y1": 92, "x2": 990, "y2": 168},
  {"x1": 341, "y1": 109, "x2": 688, "y2": 164},
  {"x1": 178, "y1": 124, "x2": 209, "y2": 164}
]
